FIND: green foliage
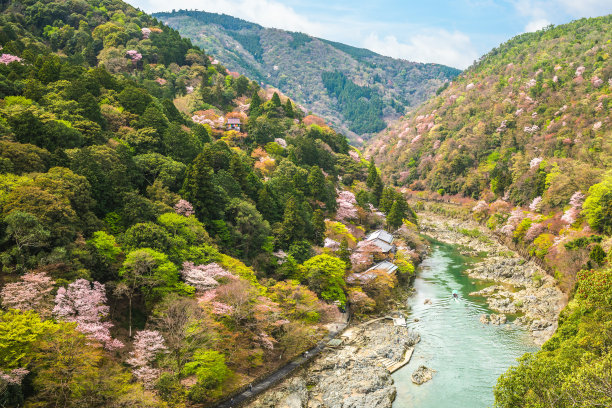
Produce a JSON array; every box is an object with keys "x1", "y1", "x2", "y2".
[
  {"x1": 0, "y1": 310, "x2": 56, "y2": 369},
  {"x1": 583, "y1": 172, "x2": 612, "y2": 235},
  {"x1": 299, "y1": 254, "x2": 346, "y2": 306},
  {"x1": 183, "y1": 349, "x2": 231, "y2": 401}
]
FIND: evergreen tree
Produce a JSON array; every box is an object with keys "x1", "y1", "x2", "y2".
[
  {"x1": 249, "y1": 91, "x2": 262, "y2": 118},
  {"x1": 181, "y1": 154, "x2": 228, "y2": 223},
  {"x1": 387, "y1": 201, "x2": 405, "y2": 230},
  {"x1": 281, "y1": 197, "x2": 305, "y2": 246},
  {"x1": 283, "y1": 99, "x2": 294, "y2": 118},
  {"x1": 307, "y1": 166, "x2": 325, "y2": 201},
  {"x1": 338, "y1": 238, "x2": 352, "y2": 270},
  {"x1": 311, "y1": 209, "x2": 325, "y2": 246},
  {"x1": 379, "y1": 187, "x2": 395, "y2": 214},
  {"x1": 366, "y1": 161, "x2": 379, "y2": 188},
  {"x1": 271, "y1": 92, "x2": 282, "y2": 108}
]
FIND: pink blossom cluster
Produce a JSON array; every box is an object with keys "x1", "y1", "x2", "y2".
[
  {"x1": 466, "y1": 83, "x2": 475, "y2": 90},
  {"x1": 141, "y1": 27, "x2": 151, "y2": 39},
  {"x1": 186, "y1": 85, "x2": 194, "y2": 94},
  {"x1": 155, "y1": 77, "x2": 167, "y2": 85},
  {"x1": 526, "y1": 78, "x2": 536, "y2": 88},
  {"x1": 181, "y1": 262, "x2": 235, "y2": 291},
  {"x1": 53, "y1": 279, "x2": 123, "y2": 350},
  {"x1": 515, "y1": 108, "x2": 524, "y2": 116},
  {"x1": 593, "y1": 121, "x2": 602, "y2": 131},
  {"x1": 433, "y1": 139, "x2": 441, "y2": 149},
  {"x1": 348, "y1": 150, "x2": 360, "y2": 162},
  {"x1": 496, "y1": 120, "x2": 507, "y2": 133},
  {"x1": 552, "y1": 75, "x2": 558, "y2": 83},
  {"x1": 324, "y1": 238, "x2": 340, "y2": 250},
  {"x1": 524, "y1": 125, "x2": 539, "y2": 134},
  {"x1": 274, "y1": 138, "x2": 288, "y2": 148},
  {"x1": 530, "y1": 157, "x2": 543, "y2": 169},
  {"x1": 524, "y1": 222, "x2": 544, "y2": 242},
  {"x1": 472, "y1": 200, "x2": 489, "y2": 213},
  {"x1": 411, "y1": 135, "x2": 422, "y2": 144},
  {"x1": 0, "y1": 54, "x2": 22, "y2": 64},
  {"x1": 126, "y1": 330, "x2": 167, "y2": 388},
  {"x1": 211, "y1": 301, "x2": 233, "y2": 315},
  {"x1": 529, "y1": 196, "x2": 542, "y2": 212},
  {"x1": 591, "y1": 76, "x2": 603, "y2": 88},
  {"x1": 197, "y1": 288, "x2": 218, "y2": 303},
  {"x1": 258, "y1": 331, "x2": 275, "y2": 350},
  {"x1": 500, "y1": 209, "x2": 525, "y2": 236},
  {"x1": 0, "y1": 368, "x2": 29, "y2": 385},
  {"x1": 126, "y1": 49, "x2": 142, "y2": 62},
  {"x1": 1, "y1": 272, "x2": 54, "y2": 312},
  {"x1": 335, "y1": 190, "x2": 357, "y2": 221},
  {"x1": 575, "y1": 66, "x2": 585, "y2": 77},
  {"x1": 174, "y1": 199, "x2": 194, "y2": 216},
  {"x1": 561, "y1": 191, "x2": 585, "y2": 225}
]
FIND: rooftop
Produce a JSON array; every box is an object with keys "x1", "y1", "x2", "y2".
[
  {"x1": 227, "y1": 118, "x2": 241, "y2": 124},
  {"x1": 365, "y1": 261, "x2": 398, "y2": 274},
  {"x1": 366, "y1": 230, "x2": 394, "y2": 245}
]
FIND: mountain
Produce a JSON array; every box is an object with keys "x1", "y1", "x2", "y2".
[
  {"x1": 367, "y1": 15, "x2": 612, "y2": 407},
  {"x1": 368, "y1": 15, "x2": 611, "y2": 206},
  {"x1": 0, "y1": 0, "x2": 417, "y2": 406},
  {"x1": 153, "y1": 10, "x2": 460, "y2": 144}
]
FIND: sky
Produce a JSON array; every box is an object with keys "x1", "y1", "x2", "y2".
[{"x1": 129, "y1": 1, "x2": 612, "y2": 69}]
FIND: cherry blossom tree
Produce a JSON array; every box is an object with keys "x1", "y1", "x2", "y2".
[
  {"x1": 174, "y1": 199, "x2": 194, "y2": 217},
  {"x1": 53, "y1": 279, "x2": 123, "y2": 350},
  {"x1": 181, "y1": 262, "x2": 235, "y2": 291},
  {"x1": 500, "y1": 209, "x2": 525, "y2": 236},
  {"x1": 0, "y1": 54, "x2": 22, "y2": 64},
  {"x1": 529, "y1": 196, "x2": 543, "y2": 212},
  {"x1": 1, "y1": 272, "x2": 54, "y2": 316},
  {"x1": 561, "y1": 191, "x2": 585, "y2": 225},
  {"x1": 126, "y1": 49, "x2": 142, "y2": 62},
  {"x1": 126, "y1": 330, "x2": 167, "y2": 389},
  {"x1": 335, "y1": 190, "x2": 357, "y2": 221}
]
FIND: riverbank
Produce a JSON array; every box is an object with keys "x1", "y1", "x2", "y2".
[
  {"x1": 418, "y1": 211, "x2": 566, "y2": 345},
  {"x1": 246, "y1": 319, "x2": 419, "y2": 408}
]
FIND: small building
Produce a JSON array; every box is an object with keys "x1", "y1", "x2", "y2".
[
  {"x1": 365, "y1": 230, "x2": 396, "y2": 254},
  {"x1": 227, "y1": 118, "x2": 241, "y2": 131},
  {"x1": 365, "y1": 260, "x2": 399, "y2": 275}
]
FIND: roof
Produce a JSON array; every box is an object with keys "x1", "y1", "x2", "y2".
[
  {"x1": 366, "y1": 230, "x2": 394, "y2": 245},
  {"x1": 366, "y1": 261, "x2": 399, "y2": 275},
  {"x1": 227, "y1": 118, "x2": 241, "y2": 124},
  {"x1": 369, "y1": 239, "x2": 394, "y2": 253}
]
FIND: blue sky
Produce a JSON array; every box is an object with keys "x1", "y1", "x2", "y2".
[{"x1": 130, "y1": 1, "x2": 612, "y2": 69}]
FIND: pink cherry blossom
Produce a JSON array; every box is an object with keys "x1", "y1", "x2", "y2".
[
  {"x1": 529, "y1": 196, "x2": 542, "y2": 212},
  {"x1": 53, "y1": 279, "x2": 123, "y2": 350},
  {"x1": 141, "y1": 27, "x2": 151, "y2": 39},
  {"x1": 181, "y1": 262, "x2": 235, "y2": 291},
  {"x1": 0, "y1": 54, "x2": 22, "y2": 64},
  {"x1": 1, "y1": 272, "x2": 54, "y2": 313},
  {"x1": 126, "y1": 49, "x2": 142, "y2": 62},
  {"x1": 174, "y1": 199, "x2": 195, "y2": 216}
]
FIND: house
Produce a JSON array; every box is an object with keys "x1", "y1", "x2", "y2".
[
  {"x1": 365, "y1": 230, "x2": 396, "y2": 254},
  {"x1": 227, "y1": 118, "x2": 241, "y2": 131},
  {"x1": 346, "y1": 260, "x2": 399, "y2": 285},
  {"x1": 365, "y1": 261, "x2": 398, "y2": 275}
]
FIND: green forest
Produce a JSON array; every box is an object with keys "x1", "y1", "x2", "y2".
[{"x1": 0, "y1": 1, "x2": 420, "y2": 407}]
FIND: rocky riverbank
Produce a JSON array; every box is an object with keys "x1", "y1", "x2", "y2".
[
  {"x1": 246, "y1": 320, "x2": 419, "y2": 408},
  {"x1": 419, "y1": 212, "x2": 566, "y2": 345}
]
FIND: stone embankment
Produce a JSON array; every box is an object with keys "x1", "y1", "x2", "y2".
[
  {"x1": 247, "y1": 320, "x2": 419, "y2": 408},
  {"x1": 419, "y1": 212, "x2": 566, "y2": 345}
]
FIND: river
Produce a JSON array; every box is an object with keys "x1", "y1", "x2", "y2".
[{"x1": 392, "y1": 241, "x2": 538, "y2": 408}]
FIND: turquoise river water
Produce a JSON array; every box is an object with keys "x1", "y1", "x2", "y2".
[{"x1": 392, "y1": 241, "x2": 538, "y2": 408}]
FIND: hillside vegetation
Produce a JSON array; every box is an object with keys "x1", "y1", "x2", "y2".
[
  {"x1": 153, "y1": 10, "x2": 460, "y2": 143},
  {"x1": 0, "y1": 1, "x2": 419, "y2": 406},
  {"x1": 368, "y1": 15, "x2": 612, "y2": 407}
]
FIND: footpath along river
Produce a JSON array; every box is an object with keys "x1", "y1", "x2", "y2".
[{"x1": 392, "y1": 241, "x2": 538, "y2": 408}]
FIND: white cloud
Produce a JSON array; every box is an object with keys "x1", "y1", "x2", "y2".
[
  {"x1": 525, "y1": 18, "x2": 551, "y2": 32},
  {"x1": 363, "y1": 30, "x2": 478, "y2": 69},
  {"x1": 135, "y1": 0, "x2": 325, "y2": 35},
  {"x1": 512, "y1": 0, "x2": 612, "y2": 32}
]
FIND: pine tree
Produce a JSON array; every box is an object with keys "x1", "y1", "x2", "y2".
[
  {"x1": 366, "y1": 161, "x2": 378, "y2": 188},
  {"x1": 338, "y1": 238, "x2": 352, "y2": 270},
  {"x1": 249, "y1": 91, "x2": 262, "y2": 118},
  {"x1": 307, "y1": 166, "x2": 325, "y2": 201},
  {"x1": 387, "y1": 201, "x2": 405, "y2": 230},
  {"x1": 379, "y1": 187, "x2": 395, "y2": 213},
  {"x1": 311, "y1": 209, "x2": 325, "y2": 246},
  {"x1": 281, "y1": 197, "x2": 305, "y2": 246},
  {"x1": 284, "y1": 99, "x2": 294, "y2": 118},
  {"x1": 271, "y1": 92, "x2": 282, "y2": 108}
]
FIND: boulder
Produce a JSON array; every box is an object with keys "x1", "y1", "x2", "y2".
[{"x1": 411, "y1": 365, "x2": 435, "y2": 385}]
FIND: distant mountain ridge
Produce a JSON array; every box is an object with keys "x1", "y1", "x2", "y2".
[{"x1": 153, "y1": 9, "x2": 461, "y2": 143}]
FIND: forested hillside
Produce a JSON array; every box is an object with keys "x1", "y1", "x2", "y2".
[
  {"x1": 152, "y1": 10, "x2": 460, "y2": 144},
  {"x1": 0, "y1": 1, "x2": 418, "y2": 406},
  {"x1": 368, "y1": 15, "x2": 612, "y2": 407}
]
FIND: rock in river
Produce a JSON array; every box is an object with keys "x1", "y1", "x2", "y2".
[{"x1": 411, "y1": 365, "x2": 435, "y2": 385}]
